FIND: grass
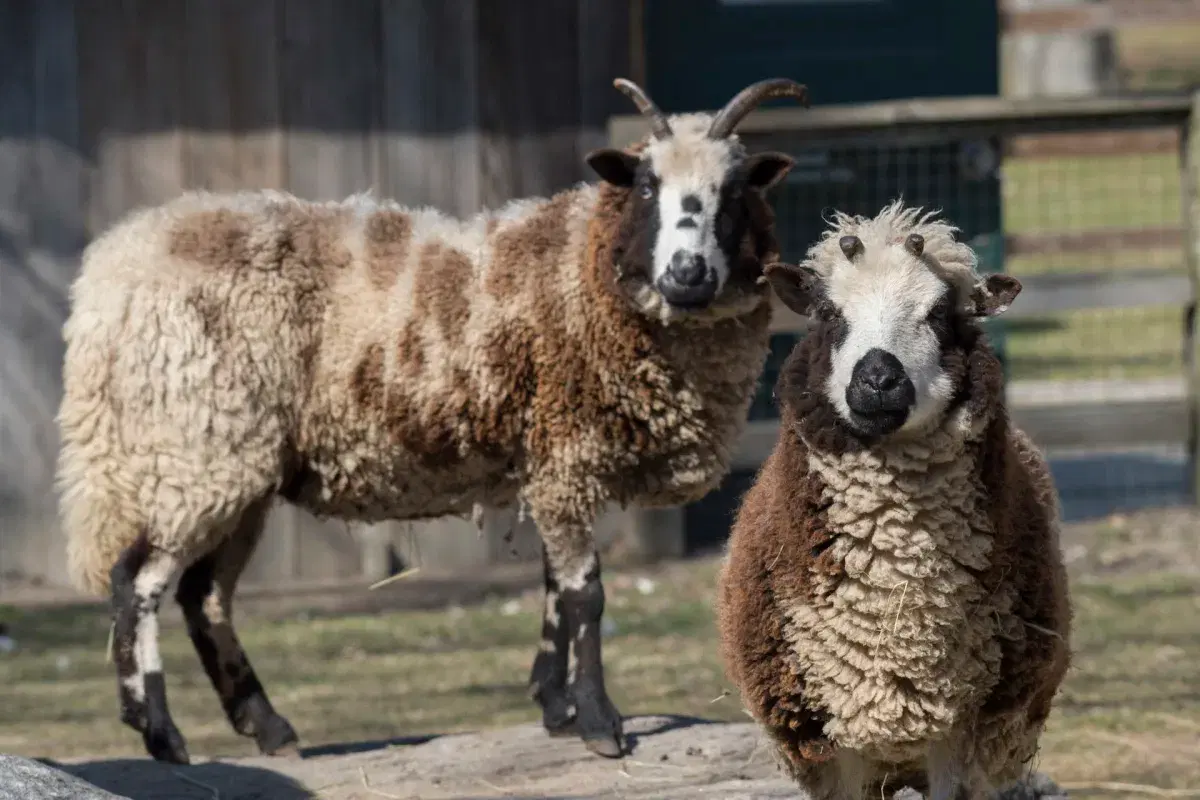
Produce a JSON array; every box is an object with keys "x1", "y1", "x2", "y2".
[{"x1": 1, "y1": 553, "x2": 1197, "y2": 795}]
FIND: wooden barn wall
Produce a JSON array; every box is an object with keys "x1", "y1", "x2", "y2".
[{"x1": 0, "y1": 0, "x2": 633, "y2": 590}]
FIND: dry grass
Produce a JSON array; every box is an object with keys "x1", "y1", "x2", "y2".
[{"x1": 1, "y1": 516, "x2": 1198, "y2": 795}]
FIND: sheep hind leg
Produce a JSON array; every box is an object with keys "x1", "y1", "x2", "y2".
[
  {"x1": 175, "y1": 501, "x2": 299, "y2": 757},
  {"x1": 542, "y1": 525, "x2": 625, "y2": 758},
  {"x1": 110, "y1": 534, "x2": 189, "y2": 764},
  {"x1": 528, "y1": 548, "x2": 576, "y2": 735}
]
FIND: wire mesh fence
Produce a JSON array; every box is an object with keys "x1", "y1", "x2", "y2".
[{"x1": 728, "y1": 99, "x2": 1197, "y2": 531}]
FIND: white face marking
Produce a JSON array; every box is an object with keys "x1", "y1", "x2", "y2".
[
  {"x1": 642, "y1": 121, "x2": 740, "y2": 300},
  {"x1": 824, "y1": 246, "x2": 957, "y2": 434}
]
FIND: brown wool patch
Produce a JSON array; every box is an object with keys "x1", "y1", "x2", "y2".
[
  {"x1": 184, "y1": 288, "x2": 232, "y2": 341},
  {"x1": 350, "y1": 342, "x2": 386, "y2": 411},
  {"x1": 487, "y1": 193, "x2": 573, "y2": 300},
  {"x1": 168, "y1": 209, "x2": 253, "y2": 270},
  {"x1": 284, "y1": 209, "x2": 353, "y2": 274},
  {"x1": 363, "y1": 209, "x2": 413, "y2": 291},
  {"x1": 413, "y1": 243, "x2": 472, "y2": 346},
  {"x1": 394, "y1": 319, "x2": 426, "y2": 379}
]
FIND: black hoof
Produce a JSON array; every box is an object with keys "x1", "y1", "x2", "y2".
[
  {"x1": 583, "y1": 732, "x2": 626, "y2": 758},
  {"x1": 530, "y1": 679, "x2": 577, "y2": 736},
  {"x1": 144, "y1": 723, "x2": 190, "y2": 765},
  {"x1": 573, "y1": 693, "x2": 626, "y2": 758},
  {"x1": 255, "y1": 713, "x2": 300, "y2": 757}
]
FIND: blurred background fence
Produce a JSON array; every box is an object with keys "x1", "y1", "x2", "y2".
[{"x1": 2, "y1": 0, "x2": 1200, "y2": 595}]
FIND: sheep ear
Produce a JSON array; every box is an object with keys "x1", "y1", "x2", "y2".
[
  {"x1": 763, "y1": 262, "x2": 822, "y2": 315},
  {"x1": 970, "y1": 274, "x2": 1022, "y2": 317},
  {"x1": 585, "y1": 148, "x2": 640, "y2": 187},
  {"x1": 745, "y1": 151, "x2": 795, "y2": 192}
]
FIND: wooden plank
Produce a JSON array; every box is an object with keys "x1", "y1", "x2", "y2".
[
  {"x1": 1006, "y1": 270, "x2": 1193, "y2": 317},
  {"x1": 379, "y1": 0, "x2": 481, "y2": 215},
  {"x1": 0, "y1": 0, "x2": 40, "y2": 588},
  {"x1": 279, "y1": 0, "x2": 382, "y2": 201},
  {"x1": 1005, "y1": 226, "x2": 1184, "y2": 257},
  {"x1": 1183, "y1": 90, "x2": 1200, "y2": 502},
  {"x1": 1004, "y1": 128, "x2": 1179, "y2": 159},
  {"x1": 476, "y1": 0, "x2": 581, "y2": 205},
  {"x1": 1002, "y1": 0, "x2": 1200, "y2": 35},
  {"x1": 577, "y1": 0, "x2": 634, "y2": 166},
  {"x1": 1013, "y1": 397, "x2": 1190, "y2": 449},
  {"x1": 609, "y1": 93, "x2": 1194, "y2": 150},
  {"x1": 26, "y1": 0, "x2": 86, "y2": 587},
  {"x1": 75, "y1": 0, "x2": 136, "y2": 233}
]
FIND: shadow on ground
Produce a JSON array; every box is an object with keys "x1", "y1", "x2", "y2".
[{"x1": 57, "y1": 758, "x2": 315, "y2": 800}]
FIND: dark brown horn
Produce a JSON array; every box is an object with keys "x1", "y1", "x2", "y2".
[
  {"x1": 707, "y1": 78, "x2": 810, "y2": 140},
  {"x1": 905, "y1": 233, "x2": 925, "y2": 257},
  {"x1": 839, "y1": 235, "x2": 863, "y2": 261},
  {"x1": 613, "y1": 78, "x2": 673, "y2": 140}
]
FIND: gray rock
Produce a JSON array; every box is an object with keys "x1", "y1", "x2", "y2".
[{"x1": 0, "y1": 755, "x2": 130, "y2": 800}]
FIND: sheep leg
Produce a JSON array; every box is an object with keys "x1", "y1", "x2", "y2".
[
  {"x1": 542, "y1": 526, "x2": 625, "y2": 758},
  {"x1": 175, "y1": 503, "x2": 299, "y2": 757},
  {"x1": 110, "y1": 536, "x2": 189, "y2": 764},
  {"x1": 528, "y1": 548, "x2": 576, "y2": 735},
  {"x1": 927, "y1": 739, "x2": 976, "y2": 800}
]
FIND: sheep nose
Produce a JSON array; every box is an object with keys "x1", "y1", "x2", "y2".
[
  {"x1": 670, "y1": 251, "x2": 708, "y2": 286},
  {"x1": 854, "y1": 349, "x2": 905, "y2": 392}
]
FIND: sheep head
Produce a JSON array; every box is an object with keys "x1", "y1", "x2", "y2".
[
  {"x1": 585, "y1": 77, "x2": 809, "y2": 321},
  {"x1": 766, "y1": 201, "x2": 1021, "y2": 442}
]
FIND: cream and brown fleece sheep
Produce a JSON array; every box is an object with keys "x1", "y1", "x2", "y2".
[
  {"x1": 55, "y1": 78, "x2": 810, "y2": 764},
  {"x1": 716, "y1": 201, "x2": 1073, "y2": 800}
]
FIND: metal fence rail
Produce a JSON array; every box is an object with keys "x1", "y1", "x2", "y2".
[{"x1": 612, "y1": 91, "x2": 1199, "y2": 526}]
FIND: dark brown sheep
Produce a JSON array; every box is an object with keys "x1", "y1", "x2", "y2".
[{"x1": 716, "y1": 201, "x2": 1073, "y2": 800}]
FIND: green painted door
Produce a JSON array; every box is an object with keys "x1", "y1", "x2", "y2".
[{"x1": 642, "y1": 0, "x2": 1004, "y2": 553}]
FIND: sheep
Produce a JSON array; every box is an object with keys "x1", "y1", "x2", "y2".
[
  {"x1": 715, "y1": 201, "x2": 1073, "y2": 800},
  {"x1": 55, "y1": 77, "x2": 811, "y2": 765}
]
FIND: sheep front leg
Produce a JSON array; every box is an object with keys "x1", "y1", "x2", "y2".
[
  {"x1": 533, "y1": 516, "x2": 626, "y2": 758},
  {"x1": 528, "y1": 548, "x2": 575, "y2": 735}
]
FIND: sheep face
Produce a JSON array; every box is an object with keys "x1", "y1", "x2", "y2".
[
  {"x1": 766, "y1": 227, "x2": 1021, "y2": 440},
  {"x1": 586, "y1": 78, "x2": 809, "y2": 319}
]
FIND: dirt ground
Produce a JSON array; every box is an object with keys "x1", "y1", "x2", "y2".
[
  {"x1": 51, "y1": 715, "x2": 817, "y2": 800},
  {"x1": 4, "y1": 507, "x2": 1200, "y2": 799}
]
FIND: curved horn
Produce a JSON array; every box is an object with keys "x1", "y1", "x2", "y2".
[
  {"x1": 707, "y1": 78, "x2": 810, "y2": 140},
  {"x1": 613, "y1": 78, "x2": 673, "y2": 140}
]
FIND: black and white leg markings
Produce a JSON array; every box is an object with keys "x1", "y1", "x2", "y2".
[
  {"x1": 110, "y1": 535, "x2": 189, "y2": 764},
  {"x1": 558, "y1": 549, "x2": 625, "y2": 758},
  {"x1": 528, "y1": 549, "x2": 575, "y2": 735},
  {"x1": 175, "y1": 535, "x2": 298, "y2": 756}
]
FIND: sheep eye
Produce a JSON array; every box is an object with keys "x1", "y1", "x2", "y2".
[
  {"x1": 929, "y1": 296, "x2": 953, "y2": 320},
  {"x1": 640, "y1": 184, "x2": 654, "y2": 200},
  {"x1": 719, "y1": 212, "x2": 734, "y2": 237}
]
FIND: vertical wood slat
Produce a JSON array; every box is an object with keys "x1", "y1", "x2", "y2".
[
  {"x1": 26, "y1": 0, "x2": 85, "y2": 586},
  {"x1": 379, "y1": 0, "x2": 482, "y2": 216},
  {"x1": 0, "y1": 1, "x2": 41, "y2": 586}
]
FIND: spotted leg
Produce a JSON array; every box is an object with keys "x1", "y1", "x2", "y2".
[
  {"x1": 538, "y1": 518, "x2": 625, "y2": 758},
  {"x1": 528, "y1": 547, "x2": 576, "y2": 735},
  {"x1": 110, "y1": 534, "x2": 189, "y2": 764},
  {"x1": 175, "y1": 502, "x2": 298, "y2": 756}
]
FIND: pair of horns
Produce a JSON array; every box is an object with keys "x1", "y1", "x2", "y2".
[
  {"x1": 838, "y1": 233, "x2": 925, "y2": 262},
  {"x1": 613, "y1": 77, "x2": 810, "y2": 141}
]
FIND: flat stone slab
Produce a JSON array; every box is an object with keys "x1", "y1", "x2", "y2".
[
  {"x1": 46, "y1": 716, "x2": 1066, "y2": 800},
  {"x1": 0, "y1": 754, "x2": 130, "y2": 800}
]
